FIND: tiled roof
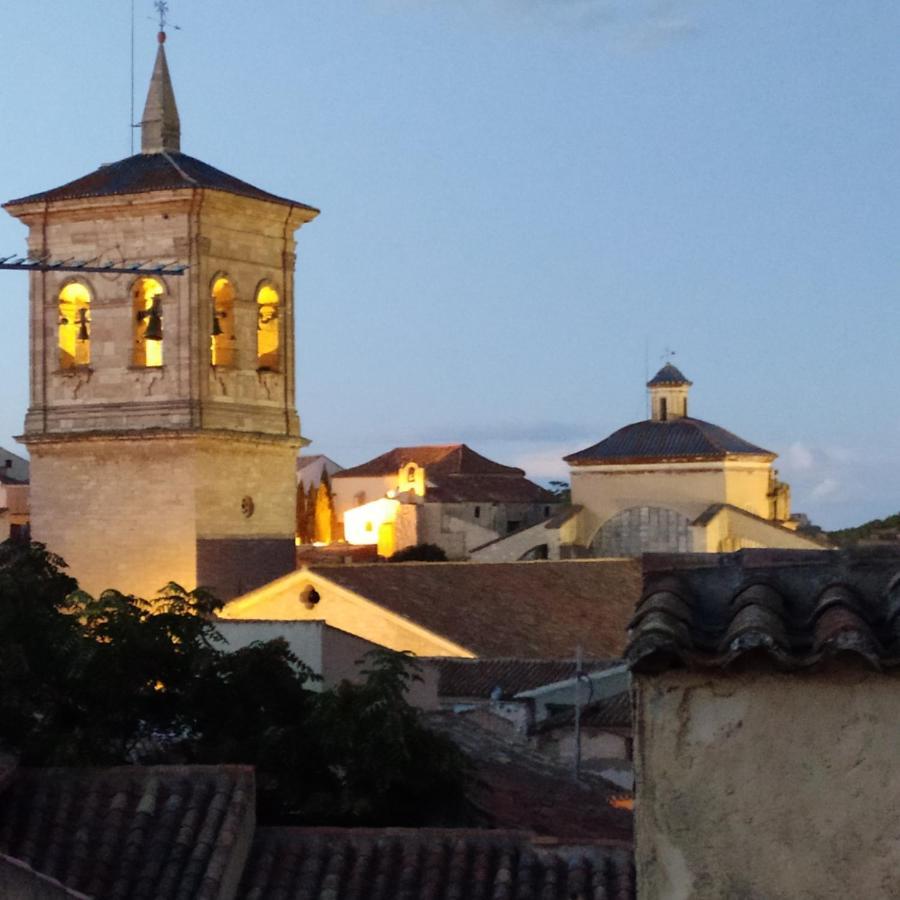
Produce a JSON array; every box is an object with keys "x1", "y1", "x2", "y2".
[
  {"x1": 309, "y1": 560, "x2": 642, "y2": 659},
  {"x1": 425, "y1": 474, "x2": 555, "y2": 504},
  {"x1": 627, "y1": 547, "x2": 900, "y2": 673},
  {"x1": 4, "y1": 152, "x2": 318, "y2": 211},
  {"x1": 535, "y1": 692, "x2": 632, "y2": 733},
  {"x1": 565, "y1": 417, "x2": 773, "y2": 465},
  {"x1": 647, "y1": 362, "x2": 691, "y2": 387},
  {"x1": 0, "y1": 765, "x2": 255, "y2": 900},
  {"x1": 427, "y1": 711, "x2": 632, "y2": 840},
  {"x1": 431, "y1": 657, "x2": 619, "y2": 699},
  {"x1": 296, "y1": 543, "x2": 380, "y2": 566},
  {"x1": 334, "y1": 444, "x2": 524, "y2": 479},
  {"x1": 239, "y1": 828, "x2": 634, "y2": 900},
  {"x1": 0, "y1": 854, "x2": 89, "y2": 899}
]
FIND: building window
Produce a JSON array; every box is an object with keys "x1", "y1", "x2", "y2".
[
  {"x1": 58, "y1": 282, "x2": 91, "y2": 369},
  {"x1": 407, "y1": 466, "x2": 416, "y2": 483},
  {"x1": 474, "y1": 505, "x2": 481, "y2": 519},
  {"x1": 660, "y1": 397, "x2": 668, "y2": 421},
  {"x1": 256, "y1": 284, "x2": 280, "y2": 371},
  {"x1": 132, "y1": 277, "x2": 165, "y2": 367},
  {"x1": 507, "y1": 520, "x2": 520, "y2": 534},
  {"x1": 544, "y1": 506, "x2": 551, "y2": 517},
  {"x1": 210, "y1": 276, "x2": 235, "y2": 367}
]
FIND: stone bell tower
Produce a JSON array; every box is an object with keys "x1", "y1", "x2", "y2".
[{"x1": 3, "y1": 33, "x2": 318, "y2": 600}]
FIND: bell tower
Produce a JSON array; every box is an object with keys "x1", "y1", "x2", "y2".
[{"x1": 3, "y1": 32, "x2": 318, "y2": 600}]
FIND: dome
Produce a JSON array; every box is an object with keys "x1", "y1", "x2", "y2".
[{"x1": 564, "y1": 417, "x2": 774, "y2": 465}]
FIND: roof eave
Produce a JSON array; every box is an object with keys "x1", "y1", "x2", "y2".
[{"x1": 567, "y1": 452, "x2": 776, "y2": 466}]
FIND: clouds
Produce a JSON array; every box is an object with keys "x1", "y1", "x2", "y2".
[
  {"x1": 377, "y1": 0, "x2": 705, "y2": 45},
  {"x1": 776, "y1": 437, "x2": 900, "y2": 529}
]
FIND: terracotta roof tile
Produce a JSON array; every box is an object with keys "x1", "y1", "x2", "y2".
[
  {"x1": 310, "y1": 560, "x2": 642, "y2": 659},
  {"x1": 431, "y1": 657, "x2": 619, "y2": 699},
  {"x1": 534, "y1": 692, "x2": 632, "y2": 733},
  {"x1": 5, "y1": 151, "x2": 317, "y2": 212},
  {"x1": 333, "y1": 444, "x2": 524, "y2": 479},
  {"x1": 424, "y1": 474, "x2": 555, "y2": 504},
  {"x1": 627, "y1": 547, "x2": 900, "y2": 673},
  {"x1": 239, "y1": 828, "x2": 634, "y2": 900},
  {"x1": 426, "y1": 711, "x2": 632, "y2": 840},
  {"x1": 0, "y1": 765, "x2": 255, "y2": 900}
]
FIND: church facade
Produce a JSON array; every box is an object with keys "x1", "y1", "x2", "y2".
[
  {"x1": 3, "y1": 33, "x2": 318, "y2": 599},
  {"x1": 472, "y1": 364, "x2": 823, "y2": 562}
]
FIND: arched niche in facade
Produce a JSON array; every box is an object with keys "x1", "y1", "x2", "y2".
[
  {"x1": 591, "y1": 506, "x2": 693, "y2": 557},
  {"x1": 58, "y1": 281, "x2": 92, "y2": 369}
]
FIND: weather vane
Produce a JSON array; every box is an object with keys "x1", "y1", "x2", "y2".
[
  {"x1": 155, "y1": 1, "x2": 169, "y2": 32},
  {"x1": 153, "y1": 1, "x2": 180, "y2": 36},
  {"x1": 661, "y1": 347, "x2": 677, "y2": 364}
]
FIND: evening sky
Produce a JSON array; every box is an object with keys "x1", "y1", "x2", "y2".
[{"x1": 0, "y1": 1, "x2": 897, "y2": 529}]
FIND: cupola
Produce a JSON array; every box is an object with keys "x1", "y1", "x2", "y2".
[{"x1": 647, "y1": 363, "x2": 691, "y2": 422}]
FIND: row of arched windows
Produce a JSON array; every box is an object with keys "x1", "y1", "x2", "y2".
[{"x1": 58, "y1": 276, "x2": 281, "y2": 372}]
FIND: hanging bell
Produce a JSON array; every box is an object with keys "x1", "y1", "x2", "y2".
[
  {"x1": 76, "y1": 308, "x2": 90, "y2": 343},
  {"x1": 211, "y1": 307, "x2": 223, "y2": 337},
  {"x1": 142, "y1": 296, "x2": 163, "y2": 342}
]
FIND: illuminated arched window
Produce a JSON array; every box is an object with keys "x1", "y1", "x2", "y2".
[
  {"x1": 256, "y1": 284, "x2": 280, "y2": 371},
  {"x1": 210, "y1": 276, "x2": 235, "y2": 367},
  {"x1": 58, "y1": 282, "x2": 91, "y2": 369},
  {"x1": 132, "y1": 277, "x2": 165, "y2": 367}
]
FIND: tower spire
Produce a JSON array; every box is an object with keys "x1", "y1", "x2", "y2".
[{"x1": 141, "y1": 24, "x2": 180, "y2": 155}]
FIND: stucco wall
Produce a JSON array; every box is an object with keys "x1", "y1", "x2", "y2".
[
  {"x1": 695, "y1": 504, "x2": 822, "y2": 552},
  {"x1": 219, "y1": 569, "x2": 475, "y2": 658},
  {"x1": 331, "y1": 475, "x2": 395, "y2": 524},
  {"x1": 634, "y1": 669, "x2": 900, "y2": 900},
  {"x1": 571, "y1": 460, "x2": 774, "y2": 547}
]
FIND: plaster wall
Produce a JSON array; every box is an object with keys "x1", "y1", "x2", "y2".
[
  {"x1": 214, "y1": 619, "x2": 387, "y2": 688},
  {"x1": 695, "y1": 505, "x2": 822, "y2": 552},
  {"x1": 537, "y1": 728, "x2": 629, "y2": 766},
  {"x1": 332, "y1": 475, "x2": 395, "y2": 523},
  {"x1": 219, "y1": 569, "x2": 475, "y2": 658},
  {"x1": 571, "y1": 460, "x2": 773, "y2": 545},
  {"x1": 634, "y1": 669, "x2": 900, "y2": 900}
]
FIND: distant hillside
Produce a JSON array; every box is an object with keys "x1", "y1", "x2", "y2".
[{"x1": 828, "y1": 513, "x2": 900, "y2": 547}]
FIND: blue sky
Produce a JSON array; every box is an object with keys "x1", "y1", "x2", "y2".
[{"x1": 1, "y1": 0, "x2": 898, "y2": 529}]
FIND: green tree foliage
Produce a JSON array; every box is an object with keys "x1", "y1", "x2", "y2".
[
  {"x1": 548, "y1": 480, "x2": 571, "y2": 503},
  {"x1": 296, "y1": 482, "x2": 310, "y2": 543},
  {"x1": 828, "y1": 512, "x2": 900, "y2": 546},
  {"x1": 390, "y1": 543, "x2": 448, "y2": 562},
  {"x1": 0, "y1": 541, "x2": 469, "y2": 826}
]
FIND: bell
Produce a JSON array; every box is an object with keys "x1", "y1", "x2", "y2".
[
  {"x1": 142, "y1": 296, "x2": 163, "y2": 341},
  {"x1": 211, "y1": 308, "x2": 223, "y2": 337},
  {"x1": 76, "y1": 308, "x2": 90, "y2": 343}
]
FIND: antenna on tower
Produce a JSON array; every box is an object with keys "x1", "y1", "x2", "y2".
[{"x1": 130, "y1": 0, "x2": 135, "y2": 155}]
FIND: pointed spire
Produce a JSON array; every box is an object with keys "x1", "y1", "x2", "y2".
[{"x1": 141, "y1": 32, "x2": 181, "y2": 155}]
